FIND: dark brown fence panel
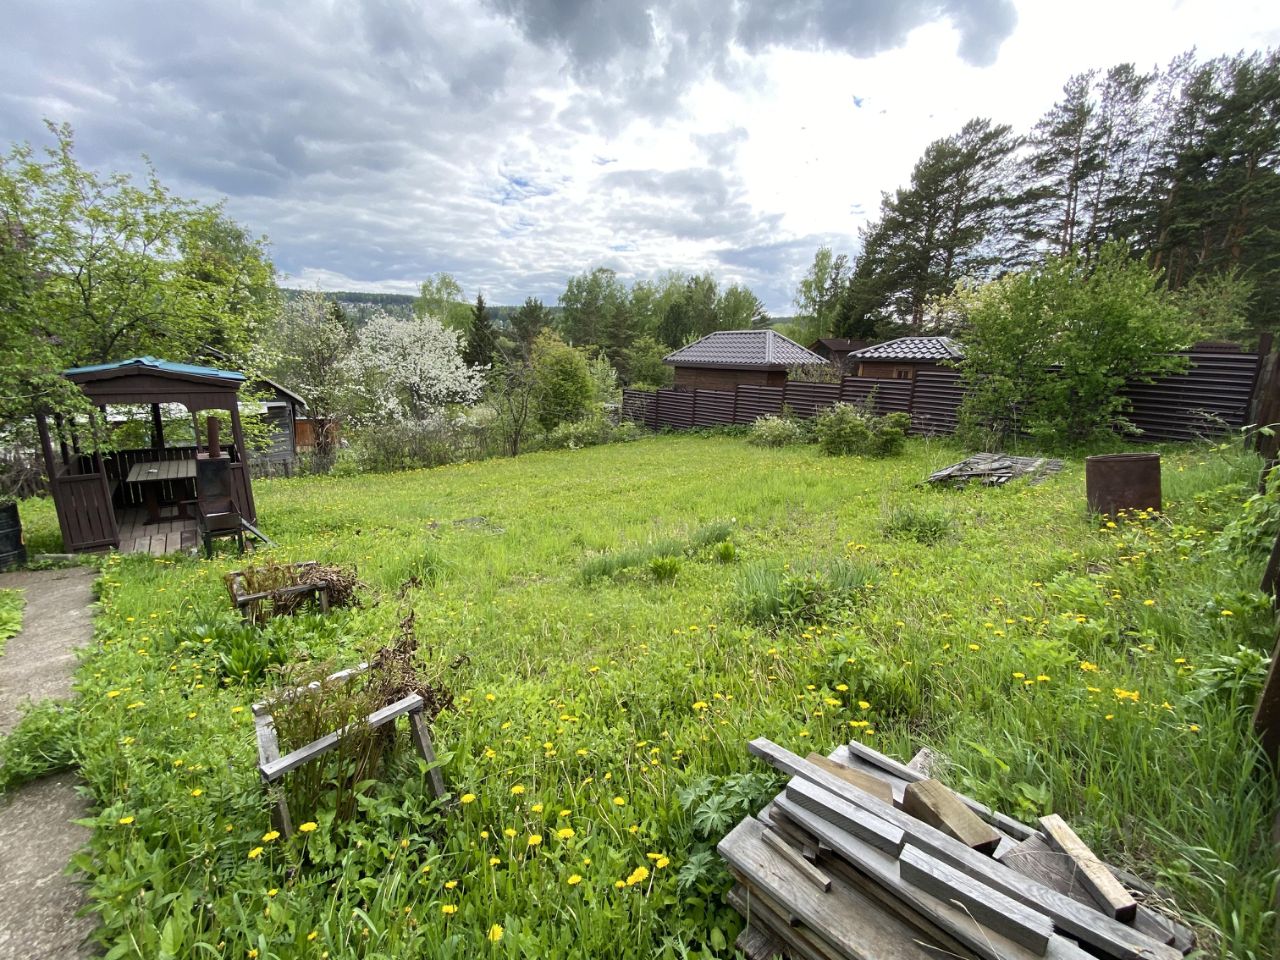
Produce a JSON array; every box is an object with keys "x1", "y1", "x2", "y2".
[
  {"x1": 782, "y1": 381, "x2": 841, "y2": 419},
  {"x1": 839, "y1": 377, "x2": 912, "y2": 416},
  {"x1": 50, "y1": 471, "x2": 116, "y2": 551},
  {"x1": 735, "y1": 386, "x2": 785, "y2": 423},
  {"x1": 1124, "y1": 350, "x2": 1259, "y2": 442},
  {"x1": 910, "y1": 370, "x2": 964, "y2": 436},
  {"x1": 693, "y1": 390, "x2": 735, "y2": 426},
  {"x1": 654, "y1": 389, "x2": 695, "y2": 429},
  {"x1": 622, "y1": 389, "x2": 656, "y2": 429}
]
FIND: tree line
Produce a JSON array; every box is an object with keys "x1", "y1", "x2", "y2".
[{"x1": 806, "y1": 48, "x2": 1279, "y2": 346}]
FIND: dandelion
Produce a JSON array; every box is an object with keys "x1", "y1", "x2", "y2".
[
  {"x1": 441, "y1": 904, "x2": 457, "y2": 915},
  {"x1": 567, "y1": 874, "x2": 582, "y2": 886},
  {"x1": 106, "y1": 690, "x2": 121, "y2": 698},
  {"x1": 1188, "y1": 724, "x2": 1200, "y2": 732},
  {"x1": 511, "y1": 784, "x2": 525, "y2": 796},
  {"x1": 528, "y1": 834, "x2": 542, "y2": 847},
  {"x1": 557, "y1": 827, "x2": 575, "y2": 840},
  {"x1": 691, "y1": 701, "x2": 709, "y2": 711},
  {"x1": 445, "y1": 880, "x2": 458, "y2": 890},
  {"x1": 488, "y1": 924, "x2": 504, "y2": 943},
  {"x1": 248, "y1": 951, "x2": 258, "y2": 959},
  {"x1": 460, "y1": 793, "x2": 477, "y2": 804},
  {"x1": 117, "y1": 816, "x2": 135, "y2": 825},
  {"x1": 857, "y1": 700, "x2": 870, "y2": 710},
  {"x1": 1220, "y1": 610, "x2": 1234, "y2": 617},
  {"x1": 1036, "y1": 675, "x2": 1050, "y2": 683},
  {"x1": 531, "y1": 803, "x2": 544, "y2": 813},
  {"x1": 612, "y1": 796, "x2": 626, "y2": 806},
  {"x1": 190, "y1": 788, "x2": 203, "y2": 797},
  {"x1": 1143, "y1": 599, "x2": 1155, "y2": 606},
  {"x1": 248, "y1": 847, "x2": 264, "y2": 859},
  {"x1": 298, "y1": 821, "x2": 318, "y2": 833},
  {"x1": 656, "y1": 856, "x2": 670, "y2": 869},
  {"x1": 489, "y1": 857, "x2": 501, "y2": 866},
  {"x1": 559, "y1": 809, "x2": 571, "y2": 817},
  {"x1": 1012, "y1": 672, "x2": 1025, "y2": 679},
  {"x1": 625, "y1": 866, "x2": 649, "y2": 886},
  {"x1": 504, "y1": 827, "x2": 517, "y2": 838},
  {"x1": 967, "y1": 643, "x2": 980, "y2": 652},
  {"x1": 614, "y1": 880, "x2": 626, "y2": 889},
  {"x1": 1079, "y1": 661, "x2": 1098, "y2": 672}
]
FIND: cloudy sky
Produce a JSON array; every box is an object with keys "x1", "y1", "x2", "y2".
[{"x1": 2, "y1": 1, "x2": 1277, "y2": 314}]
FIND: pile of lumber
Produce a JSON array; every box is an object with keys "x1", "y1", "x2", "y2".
[
  {"x1": 925, "y1": 453, "x2": 1064, "y2": 487},
  {"x1": 719, "y1": 738, "x2": 1195, "y2": 960}
]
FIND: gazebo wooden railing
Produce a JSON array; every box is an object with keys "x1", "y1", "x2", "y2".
[{"x1": 36, "y1": 357, "x2": 258, "y2": 554}]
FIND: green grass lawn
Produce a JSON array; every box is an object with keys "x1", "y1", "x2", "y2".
[{"x1": 10, "y1": 434, "x2": 1280, "y2": 958}]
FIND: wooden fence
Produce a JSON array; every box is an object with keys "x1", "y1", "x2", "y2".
[{"x1": 622, "y1": 346, "x2": 1268, "y2": 442}]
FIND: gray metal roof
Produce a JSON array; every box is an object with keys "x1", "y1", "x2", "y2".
[
  {"x1": 663, "y1": 330, "x2": 826, "y2": 369},
  {"x1": 849, "y1": 337, "x2": 965, "y2": 362}
]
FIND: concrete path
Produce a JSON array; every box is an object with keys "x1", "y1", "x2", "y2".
[{"x1": 0, "y1": 566, "x2": 98, "y2": 960}]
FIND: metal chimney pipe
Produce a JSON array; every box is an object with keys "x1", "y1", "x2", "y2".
[{"x1": 207, "y1": 416, "x2": 222, "y2": 458}]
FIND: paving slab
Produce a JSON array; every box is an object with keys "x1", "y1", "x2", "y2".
[{"x1": 0, "y1": 565, "x2": 98, "y2": 959}]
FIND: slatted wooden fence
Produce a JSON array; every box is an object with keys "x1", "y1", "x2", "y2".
[{"x1": 624, "y1": 346, "x2": 1266, "y2": 442}]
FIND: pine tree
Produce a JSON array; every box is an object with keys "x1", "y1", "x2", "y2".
[
  {"x1": 464, "y1": 292, "x2": 495, "y2": 368},
  {"x1": 510, "y1": 296, "x2": 550, "y2": 358}
]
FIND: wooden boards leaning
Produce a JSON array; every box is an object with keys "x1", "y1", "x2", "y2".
[
  {"x1": 902, "y1": 778, "x2": 1002, "y2": 854},
  {"x1": 807, "y1": 751, "x2": 895, "y2": 803},
  {"x1": 1038, "y1": 814, "x2": 1138, "y2": 922}
]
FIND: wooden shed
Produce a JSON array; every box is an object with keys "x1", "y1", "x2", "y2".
[
  {"x1": 848, "y1": 337, "x2": 964, "y2": 380},
  {"x1": 35, "y1": 357, "x2": 258, "y2": 554},
  {"x1": 665, "y1": 330, "x2": 826, "y2": 391}
]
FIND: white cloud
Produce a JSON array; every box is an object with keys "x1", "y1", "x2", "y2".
[{"x1": 0, "y1": 0, "x2": 1276, "y2": 314}]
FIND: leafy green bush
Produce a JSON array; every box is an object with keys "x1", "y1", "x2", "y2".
[
  {"x1": 747, "y1": 416, "x2": 805, "y2": 447},
  {"x1": 883, "y1": 504, "x2": 954, "y2": 544},
  {"x1": 734, "y1": 558, "x2": 876, "y2": 624},
  {"x1": 813, "y1": 405, "x2": 911, "y2": 457},
  {"x1": 648, "y1": 555, "x2": 681, "y2": 583}
]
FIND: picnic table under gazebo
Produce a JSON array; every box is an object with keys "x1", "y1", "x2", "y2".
[{"x1": 35, "y1": 357, "x2": 260, "y2": 555}]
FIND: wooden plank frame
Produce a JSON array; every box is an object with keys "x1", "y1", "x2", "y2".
[{"x1": 253, "y1": 668, "x2": 448, "y2": 835}]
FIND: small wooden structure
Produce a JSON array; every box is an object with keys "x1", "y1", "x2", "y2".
[
  {"x1": 252, "y1": 662, "x2": 448, "y2": 835},
  {"x1": 35, "y1": 357, "x2": 258, "y2": 554},
  {"x1": 848, "y1": 336, "x2": 965, "y2": 380},
  {"x1": 664, "y1": 330, "x2": 826, "y2": 391},
  {"x1": 226, "y1": 562, "x2": 330, "y2": 622}
]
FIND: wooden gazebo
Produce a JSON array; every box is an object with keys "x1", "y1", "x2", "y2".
[{"x1": 36, "y1": 357, "x2": 258, "y2": 554}]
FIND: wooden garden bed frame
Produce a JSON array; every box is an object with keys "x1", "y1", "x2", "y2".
[
  {"x1": 251, "y1": 662, "x2": 448, "y2": 835},
  {"x1": 226, "y1": 561, "x2": 330, "y2": 621}
]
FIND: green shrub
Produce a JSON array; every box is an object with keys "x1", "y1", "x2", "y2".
[
  {"x1": 734, "y1": 558, "x2": 876, "y2": 624},
  {"x1": 711, "y1": 540, "x2": 737, "y2": 564},
  {"x1": 748, "y1": 416, "x2": 805, "y2": 448},
  {"x1": 883, "y1": 504, "x2": 954, "y2": 544},
  {"x1": 813, "y1": 405, "x2": 911, "y2": 457},
  {"x1": 648, "y1": 555, "x2": 681, "y2": 583}
]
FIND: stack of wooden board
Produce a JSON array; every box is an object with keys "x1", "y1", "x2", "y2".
[
  {"x1": 719, "y1": 738, "x2": 1195, "y2": 960},
  {"x1": 925, "y1": 453, "x2": 1064, "y2": 487}
]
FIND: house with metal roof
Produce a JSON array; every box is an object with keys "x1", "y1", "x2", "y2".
[
  {"x1": 847, "y1": 336, "x2": 964, "y2": 381},
  {"x1": 807, "y1": 338, "x2": 871, "y2": 371},
  {"x1": 663, "y1": 330, "x2": 826, "y2": 391}
]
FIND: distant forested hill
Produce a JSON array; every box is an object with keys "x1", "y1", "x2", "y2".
[{"x1": 281, "y1": 288, "x2": 523, "y2": 328}]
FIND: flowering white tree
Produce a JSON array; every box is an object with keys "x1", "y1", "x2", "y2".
[{"x1": 350, "y1": 310, "x2": 485, "y2": 422}]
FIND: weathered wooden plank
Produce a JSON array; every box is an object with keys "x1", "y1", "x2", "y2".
[
  {"x1": 259, "y1": 694, "x2": 422, "y2": 782},
  {"x1": 903, "y1": 778, "x2": 1001, "y2": 854},
  {"x1": 1039, "y1": 815, "x2": 1137, "y2": 922},
  {"x1": 829, "y1": 745, "x2": 907, "y2": 804},
  {"x1": 731, "y1": 909, "x2": 790, "y2": 960},
  {"x1": 906, "y1": 746, "x2": 945, "y2": 777},
  {"x1": 845, "y1": 740, "x2": 1039, "y2": 841},
  {"x1": 774, "y1": 796, "x2": 1092, "y2": 960},
  {"x1": 999, "y1": 836, "x2": 1186, "y2": 950},
  {"x1": 762, "y1": 827, "x2": 832, "y2": 892},
  {"x1": 719, "y1": 816, "x2": 941, "y2": 960},
  {"x1": 728, "y1": 884, "x2": 832, "y2": 960},
  {"x1": 752, "y1": 742, "x2": 1179, "y2": 960},
  {"x1": 898, "y1": 844, "x2": 1053, "y2": 954},
  {"x1": 408, "y1": 710, "x2": 448, "y2": 799},
  {"x1": 806, "y1": 752, "x2": 894, "y2": 803}
]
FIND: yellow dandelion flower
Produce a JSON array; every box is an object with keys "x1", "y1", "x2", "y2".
[
  {"x1": 625, "y1": 866, "x2": 649, "y2": 886},
  {"x1": 460, "y1": 793, "x2": 477, "y2": 804},
  {"x1": 307, "y1": 931, "x2": 318, "y2": 941},
  {"x1": 190, "y1": 788, "x2": 203, "y2": 797},
  {"x1": 1143, "y1": 599, "x2": 1155, "y2": 606},
  {"x1": 511, "y1": 784, "x2": 525, "y2": 796},
  {"x1": 248, "y1": 846, "x2": 264, "y2": 859},
  {"x1": 441, "y1": 904, "x2": 457, "y2": 915},
  {"x1": 531, "y1": 803, "x2": 544, "y2": 813},
  {"x1": 557, "y1": 827, "x2": 575, "y2": 840},
  {"x1": 656, "y1": 856, "x2": 670, "y2": 868},
  {"x1": 612, "y1": 796, "x2": 626, "y2": 806},
  {"x1": 298, "y1": 821, "x2": 318, "y2": 833},
  {"x1": 567, "y1": 873, "x2": 582, "y2": 886},
  {"x1": 503, "y1": 827, "x2": 517, "y2": 838},
  {"x1": 488, "y1": 924, "x2": 504, "y2": 943},
  {"x1": 445, "y1": 880, "x2": 458, "y2": 889},
  {"x1": 117, "y1": 816, "x2": 135, "y2": 825},
  {"x1": 527, "y1": 834, "x2": 542, "y2": 847},
  {"x1": 1220, "y1": 610, "x2": 1234, "y2": 617},
  {"x1": 692, "y1": 701, "x2": 708, "y2": 711},
  {"x1": 489, "y1": 856, "x2": 501, "y2": 866}
]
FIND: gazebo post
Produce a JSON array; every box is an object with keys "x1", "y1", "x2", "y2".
[
  {"x1": 151, "y1": 403, "x2": 166, "y2": 450},
  {"x1": 229, "y1": 404, "x2": 247, "y2": 460},
  {"x1": 192, "y1": 411, "x2": 202, "y2": 454}
]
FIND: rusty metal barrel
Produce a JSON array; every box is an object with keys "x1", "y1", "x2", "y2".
[{"x1": 1085, "y1": 453, "x2": 1161, "y2": 517}]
